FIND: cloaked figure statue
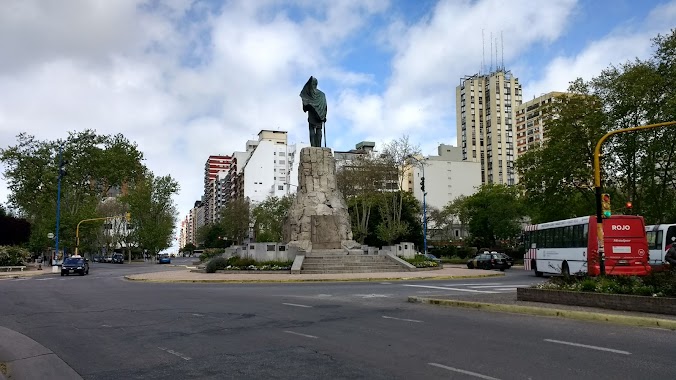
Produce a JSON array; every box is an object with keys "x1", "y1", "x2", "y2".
[{"x1": 300, "y1": 76, "x2": 327, "y2": 147}]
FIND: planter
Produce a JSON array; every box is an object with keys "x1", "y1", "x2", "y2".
[
  {"x1": 215, "y1": 270, "x2": 292, "y2": 274},
  {"x1": 517, "y1": 287, "x2": 676, "y2": 316}
]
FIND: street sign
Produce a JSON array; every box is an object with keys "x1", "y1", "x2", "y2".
[{"x1": 47, "y1": 233, "x2": 54, "y2": 239}]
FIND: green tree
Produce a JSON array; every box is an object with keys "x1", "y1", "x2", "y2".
[
  {"x1": 516, "y1": 80, "x2": 607, "y2": 223},
  {"x1": 122, "y1": 173, "x2": 179, "y2": 256},
  {"x1": 251, "y1": 195, "x2": 293, "y2": 242},
  {"x1": 196, "y1": 223, "x2": 228, "y2": 248},
  {"x1": 0, "y1": 130, "x2": 145, "y2": 254},
  {"x1": 219, "y1": 198, "x2": 250, "y2": 245},
  {"x1": 455, "y1": 184, "x2": 525, "y2": 248},
  {"x1": 180, "y1": 242, "x2": 197, "y2": 256}
]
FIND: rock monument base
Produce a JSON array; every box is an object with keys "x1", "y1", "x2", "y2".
[{"x1": 284, "y1": 147, "x2": 360, "y2": 253}]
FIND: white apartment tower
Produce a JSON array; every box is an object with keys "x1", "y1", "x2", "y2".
[{"x1": 456, "y1": 69, "x2": 522, "y2": 185}]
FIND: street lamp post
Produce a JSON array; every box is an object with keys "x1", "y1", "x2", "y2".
[
  {"x1": 54, "y1": 146, "x2": 64, "y2": 268},
  {"x1": 407, "y1": 155, "x2": 427, "y2": 255}
]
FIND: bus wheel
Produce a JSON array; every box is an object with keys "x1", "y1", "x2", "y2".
[
  {"x1": 533, "y1": 260, "x2": 543, "y2": 277},
  {"x1": 561, "y1": 262, "x2": 570, "y2": 277}
]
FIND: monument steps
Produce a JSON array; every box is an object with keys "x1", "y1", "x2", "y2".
[{"x1": 300, "y1": 253, "x2": 410, "y2": 274}]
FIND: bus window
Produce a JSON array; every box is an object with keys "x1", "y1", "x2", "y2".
[
  {"x1": 646, "y1": 231, "x2": 661, "y2": 250},
  {"x1": 667, "y1": 226, "x2": 676, "y2": 245},
  {"x1": 583, "y1": 223, "x2": 589, "y2": 246}
]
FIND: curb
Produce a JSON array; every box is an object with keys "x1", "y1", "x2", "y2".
[
  {"x1": 0, "y1": 326, "x2": 82, "y2": 379},
  {"x1": 123, "y1": 272, "x2": 505, "y2": 284},
  {"x1": 408, "y1": 296, "x2": 676, "y2": 330}
]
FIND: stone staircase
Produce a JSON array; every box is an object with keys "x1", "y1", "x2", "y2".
[{"x1": 300, "y1": 249, "x2": 410, "y2": 274}]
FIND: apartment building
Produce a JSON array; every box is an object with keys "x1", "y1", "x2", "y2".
[
  {"x1": 203, "y1": 155, "x2": 231, "y2": 225},
  {"x1": 241, "y1": 130, "x2": 307, "y2": 204},
  {"x1": 456, "y1": 69, "x2": 523, "y2": 185},
  {"x1": 515, "y1": 91, "x2": 565, "y2": 156}
]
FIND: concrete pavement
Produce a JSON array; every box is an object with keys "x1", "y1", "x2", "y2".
[{"x1": 0, "y1": 326, "x2": 82, "y2": 380}]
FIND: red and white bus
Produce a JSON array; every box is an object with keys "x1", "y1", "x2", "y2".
[
  {"x1": 645, "y1": 224, "x2": 676, "y2": 267},
  {"x1": 523, "y1": 215, "x2": 651, "y2": 277}
]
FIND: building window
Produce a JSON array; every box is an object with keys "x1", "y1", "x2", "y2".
[{"x1": 278, "y1": 185, "x2": 284, "y2": 190}]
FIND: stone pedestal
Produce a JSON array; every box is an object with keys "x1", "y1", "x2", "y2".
[{"x1": 284, "y1": 147, "x2": 359, "y2": 252}]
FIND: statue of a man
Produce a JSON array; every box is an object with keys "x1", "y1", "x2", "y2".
[{"x1": 300, "y1": 76, "x2": 327, "y2": 147}]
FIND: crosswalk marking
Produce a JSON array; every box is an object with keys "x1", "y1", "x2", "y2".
[{"x1": 402, "y1": 284, "x2": 500, "y2": 294}]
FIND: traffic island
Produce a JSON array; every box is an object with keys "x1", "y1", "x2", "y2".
[{"x1": 408, "y1": 296, "x2": 676, "y2": 330}]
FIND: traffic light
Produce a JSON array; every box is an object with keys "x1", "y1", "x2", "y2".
[
  {"x1": 420, "y1": 177, "x2": 425, "y2": 193},
  {"x1": 125, "y1": 212, "x2": 131, "y2": 222},
  {"x1": 601, "y1": 193, "x2": 611, "y2": 218},
  {"x1": 59, "y1": 160, "x2": 68, "y2": 178}
]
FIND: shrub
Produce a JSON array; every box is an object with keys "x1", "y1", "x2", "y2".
[
  {"x1": 401, "y1": 255, "x2": 439, "y2": 268},
  {"x1": 0, "y1": 246, "x2": 30, "y2": 266},
  {"x1": 535, "y1": 270, "x2": 676, "y2": 297},
  {"x1": 205, "y1": 257, "x2": 228, "y2": 273}
]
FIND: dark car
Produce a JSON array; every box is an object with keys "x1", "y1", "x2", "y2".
[
  {"x1": 422, "y1": 253, "x2": 442, "y2": 263},
  {"x1": 493, "y1": 252, "x2": 514, "y2": 268},
  {"x1": 466, "y1": 253, "x2": 509, "y2": 271},
  {"x1": 61, "y1": 257, "x2": 89, "y2": 276},
  {"x1": 111, "y1": 253, "x2": 124, "y2": 264}
]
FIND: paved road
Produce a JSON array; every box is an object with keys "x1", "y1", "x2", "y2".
[{"x1": 1, "y1": 263, "x2": 674, "y2": 379}]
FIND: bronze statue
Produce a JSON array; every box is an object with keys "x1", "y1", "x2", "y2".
[{"x1": 300, "y1": 76, "x2": 327, "y2": 147}]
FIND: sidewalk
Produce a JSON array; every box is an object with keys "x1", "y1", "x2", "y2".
[
  {"x1": 0, "y1": 264, "x2": 56, "y2": 279},
  {"x1": 125, "y1": 267, "x2": 505, "y2": 283}
]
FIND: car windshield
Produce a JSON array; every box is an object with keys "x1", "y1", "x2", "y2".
[{"x1": 64, "y1": 258, "x2": 83, "y2": 265}]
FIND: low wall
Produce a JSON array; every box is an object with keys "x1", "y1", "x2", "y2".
[
  {"x1": 517, "y1": 288, "x2": 676, "y2": 316},
  {"x1": 230, "y1": 243, "x2": 296, "y2": 262}
]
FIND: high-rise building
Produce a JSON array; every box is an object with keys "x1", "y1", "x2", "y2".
[
  {"x1": 456, "y1": 69, "x2": 522, "y2": 185},
  {"x1": 204, "y1": 155, "x2": 231, "y2": 225},
  {"x1": 515, "y1": 91, "x2": 565, "y2": 157},
  {"x1": 241, "y1": 130, "x2": 307, "y2": 204}
]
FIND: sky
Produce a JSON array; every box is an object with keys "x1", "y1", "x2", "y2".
[{"x1": 1, "y1": 0, "x2": 675, "y2": 250}]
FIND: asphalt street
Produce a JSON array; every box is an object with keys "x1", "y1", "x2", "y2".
[{"x1": 1, "y1": 261, "x2": 674, "y2": 379}]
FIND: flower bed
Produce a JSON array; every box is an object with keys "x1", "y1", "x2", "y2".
[
  {"x1": 534, "y1": 271, "x2": 676, "y2": 298},
  {"x1": 401, "y1": 255, "x2": 440, "y2": 268},
  {"x1": 206, "y1": 256, "x2": 292, "y2": 273}
]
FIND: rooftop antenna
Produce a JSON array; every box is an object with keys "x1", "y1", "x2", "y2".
[
  {"x1": 501, "y1": 31, "x2": 504, "y2": 70},
  {"x1": 495, "y1": 37, "x2": 499, "y2": 71},
  {"x1": 482, "y1": 29, "x2": 486, "y2": 75},
  {"x1": 490, "y1": 32, "x2": 493, "y2": 72}
]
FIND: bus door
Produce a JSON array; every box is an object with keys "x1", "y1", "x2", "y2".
[{"x1": 602, "y1": 216, "x2": 651, "y2": 276}]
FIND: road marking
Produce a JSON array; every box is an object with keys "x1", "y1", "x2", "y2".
[
  {"x1": 284, "y1": 330, "x2": 318, "y2": 339},
  {"x1": 441, "y1": 282, "x2": 503, "y2": 286},
  {"x1": 380, "y1": 282, "x2": 392, "y2": 285},
  {"x1": 158, "y1": 346, "x2": 191, "y2": 360},
  {"x1": 192, "y1": 313, "x2": 204, "y2": 317},
  {"x1": 428, "y1": 363, "x2": 501, "y2": 380},
  {"x1": 282, "y1": 303, "x2": 313, "y2": 308},
  {"x1": 35, "y1": 277, "x2": 56, "y2": 281},
  {"x1": 354, "y1": 294, "x2": 390, "y2": 298},
  {"x1": 544, "y1": 339, "x2": 631, "y2": 355},
  {"x1": 11, "y1": 278, "x2": 30, "y2": 281},
  {"x1": 494, "y1": 288, "x2": 517, "y2": 291},
  {"x1": 102, "y1": 325, "x2": 112, "y2": 327},
  {"x1": 403, "y1": 284, "x2": 499, "y2": 294},
  {"x1": 468, "y1": 284, "x2": 529, "y2": 288},
  {"x1": 382, "y1": 315, "x2": 423, "y2": 323}
]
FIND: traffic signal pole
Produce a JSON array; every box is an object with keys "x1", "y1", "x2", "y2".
[
  {"x1": 75, "y1": 213, "x2": 131, "y2": 256},
  {"x1": 593, "y1": 121, "x2": 676, "y2": 276}
]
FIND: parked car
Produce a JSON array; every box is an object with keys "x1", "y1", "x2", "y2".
[
  {"x1": 158, "y1": 254, "x2": 171, "y2": 264},
  {"x1": 466, "y1": 253, "x2": 509, "y2": 271},
  {"x1": 422, "y1": 253, "x2": 442, "y2": 263},
  {"x1": 112, "y1": 253, "x2": 124, "y2": 264},
  {"x1": 92, "y1": 255, "x2": 102, "y2": 262},
  {"x1": 493, "y1": 252, "x2": 514, "y2": 268},
  {"x1": 61, "y1": 256, "x2": 89, "y2": 276}
]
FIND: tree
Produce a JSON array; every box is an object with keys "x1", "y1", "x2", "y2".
[
  {"x1": 455, "y1": 184, "x2": 525, "y2": 248},
  {"x1": 0, "y1": 130, "x2": 145, "y2": 254},
  {"x1": 219, "y1": 198, "x2": 250, "y2": 245},
  {"x1": 516, "y1": 79, "x2": 607, "y2": 223},
  {"x1": 251, "y1": 195, "x2": 293, "y2": 242},
  {"x1": 196, "y1": 223, "x2": 228, "y2": 248},
  {"x1": 180, "y1": 242, "x2": 197, "y2": 256},
  {"x1": 122, "y1": 173, "x2": 179, "y2": 256}
]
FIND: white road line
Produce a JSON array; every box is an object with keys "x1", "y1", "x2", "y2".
[
  {"x1": 282, "y1": 302, "x2": 313, "y2": 308},
  {"x1": 158, "y1": 346, "x2": 191, "y2": 360},
  {"x1": 544, "y1": 339, "x2": 631, "y2": 355},
  {"x1": 35, "y1": 278, "x2": 56, "y2": 281},
  {"x1": 192, "y1": 313, "x2": 204, "y2": 317},
  {"x1": 11, "y1": 278, "x2": 30, "y2": 281},
  {"x1": 380, "y1": 282, "x2": 392, "y2": 285},
  {"x1": 403, "y1": 284, "x2": 499, "y2": 294},
  {"x1": 441, "y1": 283, "x2": 504, "y2": 286},
  {"x1": 428, "y1": 363, "x2": 501, "y2": 380},
  {"x1": 468, "y1": 284, "x2": 530, "y2": 288},
  {"x1": 284, "y1": 330, "x2": 318, "y2": 339},
  {"x1": 494, "y1": 288, "x2": 517, "y2": 291},
  {"x1": 382, "y1": 315, "x2": 423, "y2": 323}
]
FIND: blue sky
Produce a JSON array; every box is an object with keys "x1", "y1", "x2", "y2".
[{"x1": 1, "y1": 0, "x2": 675, "y2": 250}]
